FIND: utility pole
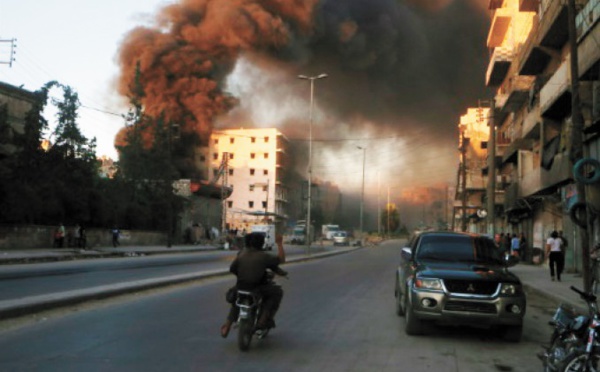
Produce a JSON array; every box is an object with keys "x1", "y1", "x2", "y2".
[
  {"x1": 567, "y1": 0, "x2": 591, "y2": 292},
  {"x1": 460, "y1": 127, "x2": 468, "y2": 232},
  {"x1": 486, "y1": 99, "x2": 497, "y2": 237},
  {"x1": 0, "y1": 38, "x2": 16, "y2": 67},
  {"x1": 221, "y1": 152, "x2": 229, "y2": 237}
]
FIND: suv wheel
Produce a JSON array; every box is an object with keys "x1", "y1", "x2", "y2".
[{"x1": 404, "y1": 290, "x2": 423, "y2": 335}]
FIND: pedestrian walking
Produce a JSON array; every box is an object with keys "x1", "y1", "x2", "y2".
[
  {"x1": 558, "y1": 230, "x2": 568, "y2": 252},
  {"x1": 57, "y1": 223, "x2": 65, "y2": 248},
  {"x1": 78, "y1": 224, "x2": 87, "y2": 249},
  {"x1": 519, "y1": 232, "x2": 528, "y2": 261},
  {"x1": 510, "y1": 233, "x2": 520, "y2": 258},
  {"x1": 112, "y1": 226, "x2": 121, "y2": 247},
  {"x1": 546, "y1": 230, "x2": 564, "y2": 281}
]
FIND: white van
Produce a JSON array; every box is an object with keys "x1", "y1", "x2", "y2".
[{"x1": 250, "y1": 224, "x2": 276, "y2": 250}]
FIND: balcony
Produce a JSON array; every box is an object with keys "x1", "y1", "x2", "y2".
[
  {"x1": 520, "y1": 167, "x2": 541, "y2": 197},
  {"x1": 487, "y1": 7, "x2": 513, "y2": 48},
  {"x1": 498, "y1": 75, "x2": 536, "y2": 113},
  {"x1": 540, "y1": 59, "x2": 571, "y2": 120},
  {"x1": 576, "y1": 0, "x2": 599, "y2": 41},
  {"x1": 504, "y1": 182, "x2": 521, "y2": 212},
  {"x1": 516, "y1": 17, "x2": 552, "y2": 76},
  {"x1": 486, "y1": 46, "x2": 513, "y2": 87},
  {"x1": 520, "y1": 0, "x2": 539, "y2": 12},
  {"x1": 538, "y1": 0, "x2": 568, "y2": 49},
  {"x1": 502, "y1": 138, "x2": 534, "y2": 164},
  {"x1": 489, "y1": 0, "x2": 504, "y2": 10},
  {"x1": 544, "y1": 151, "x2": 571, "y2": 187},
  {"x1": 578, "y1": 3, "x2": 600, "y2": 79},
  {"x1": 522, "y1": 105, "x2": 541, "y2": 139}
]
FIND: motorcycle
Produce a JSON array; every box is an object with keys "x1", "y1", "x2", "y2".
[
  {"x1": 540, "y1": 286, "x2": 600, "y2": 371},
  {"x1": 235, "y1": 269, "x2": 286, "y2": 351}
]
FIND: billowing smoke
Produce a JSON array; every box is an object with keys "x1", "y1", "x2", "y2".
[
  {"x1": 116, "y1": 0, "x2": 319, "y2": 148},
  {"x1": 116, "y1": 0, "x2": 491, "y2": 194}
]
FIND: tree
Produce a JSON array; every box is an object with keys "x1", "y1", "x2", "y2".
[{"x1": 381, "y1": 203, "x2": 400, "y2": 235}]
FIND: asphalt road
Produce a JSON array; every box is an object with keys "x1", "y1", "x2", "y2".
[{"x1": 0, "y1": 241, "x2": 555, "y2": 372}]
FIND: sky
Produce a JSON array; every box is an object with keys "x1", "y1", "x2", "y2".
[
  {"x1": 0, "y1": 0, "x2": 492, "y2": 202},
  {"x1": 0, "y1": 0, "x2": 174, "y2": 159}
]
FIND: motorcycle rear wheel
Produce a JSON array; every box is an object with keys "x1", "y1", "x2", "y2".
[
  {"x1": 560, "y1": 350, "x2": 600, "y2": 372},
  {"x1": 238, "y1": 319, "x2": 253, "y2": 352}
]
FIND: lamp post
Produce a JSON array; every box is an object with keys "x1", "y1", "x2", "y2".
[
  {"x1": 357, "y1": 146, "x2": 366, "y2": 242},
  {"x1": 298, "y1": 73, "x2": 328, "y2": 253}
]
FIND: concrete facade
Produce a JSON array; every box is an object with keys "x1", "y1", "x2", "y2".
[{"x1": 476, "y1": 0, "x2": 600, "y2": 267}]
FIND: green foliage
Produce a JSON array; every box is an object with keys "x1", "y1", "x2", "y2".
[{"x1": 1, "y1": 74, "x2": 187, "y2": 239}]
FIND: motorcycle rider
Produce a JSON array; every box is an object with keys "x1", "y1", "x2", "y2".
[{"x1": 220, "y1": 231, "x2": 286, "y2": 338}]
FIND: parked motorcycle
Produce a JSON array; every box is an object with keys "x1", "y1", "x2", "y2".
[
  {"x1": 540, "y1": 286, "x2": 600, "y2": 371},
  {"x1": 235, "y1": 269, "x2": 286, "y2": 351}
]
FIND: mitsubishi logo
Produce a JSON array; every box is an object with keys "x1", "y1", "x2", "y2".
[{"x1": 467, "y1": 283, "x2": 476, "y2": 293}]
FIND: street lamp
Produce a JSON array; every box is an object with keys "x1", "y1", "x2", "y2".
[
  {"x1": 357, "y1": 146, "x2": 366, "y2": 242},
  {"x1": 298, "y1": 73, "x2": 328, "y2": 253}
]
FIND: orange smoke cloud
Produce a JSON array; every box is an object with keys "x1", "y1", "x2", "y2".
[{"x1": 117, "y1": 0, "x2": 318, "y2": 148}]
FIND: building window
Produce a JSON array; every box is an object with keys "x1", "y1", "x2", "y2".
[
  {"x1": 263, "y1": 169, "x2": 268, "y2": 176},
  {"x1": 230, "y1": 137, "x2": 235, "y2": 144},
  {"x1": 214, "y1": 139, "x2": 219, "y2": 144},
  {"x1": 200, "y1": 155, "x2": 206, "y2": 162},
  {"x1": 228, "y1": 169, "x2": 234, "y2": 176},
  {"x1": 251, "y1": 137, "x2": 256, "y2": 143},
  {"x1": 262, "y1": 201, "x2": 267, "y2": 208},
  {"x1": 213, "y1": 169, "x2": 218, "y2": 177},
  {"x1": 249, "y1": 201, "x2": 254, "y2": 208},
  {"x1": 229, "y1": 153, "x2": 234, "y2": 159},
  {"x1": 262, "y1": 185, "x2": 268, "y2": 191},
  {"x1": 264, "y1": 136, "x2": 269, "y2": 143},
  {"x1": 250, "y1": 153, "x2": 256, "y2": 159},
  {"x1": 249, "y1": 185, "x2": 255, "y2": 191},
  {"x1": 213, "y1": 153, "x2": 218, "y2": 160},
  {"x1": 264, "y1": 153, "x2": 269, "y2": 159},
  {"x1": 228, "y1": 201, "x2": 233, "y2": 208},
  {"x1": 250, "y1": 169, "x2": 255, "y2": 176}
]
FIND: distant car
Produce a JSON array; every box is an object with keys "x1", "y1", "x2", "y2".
[
  {"x1": 332, "y1": 231, "x2": 349, "y2": 246},
  {"x1": 394, "y1": 231, "x2": 525, "y2": 342}
]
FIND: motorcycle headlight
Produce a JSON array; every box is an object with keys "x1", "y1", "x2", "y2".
[
  {"x1": 415, "y1": 278, "x2": 443, "y2": 291},
  {"x1": 500, "y1": 283, "x2": 522, "y2": 296}
]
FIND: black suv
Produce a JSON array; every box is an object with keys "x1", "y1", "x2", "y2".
[{"x1": 394, "y1": 231, "x2": 525, "y2": 342}]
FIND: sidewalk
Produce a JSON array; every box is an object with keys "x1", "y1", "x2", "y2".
[
  {"x1": 0, "y1": 244, "x2": 220, "y2": 264},
  {"x1": 511, "y1": 263, "x2": 590, "y2": 313}
]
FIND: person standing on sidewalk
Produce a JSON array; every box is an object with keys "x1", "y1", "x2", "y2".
[
  {"x1": 546, "y1": 230, "x2": 564, "y2": 281},
  {"x1": 111, "y1": 226, "x2": 121, "y2": 247},
  {"x1": 510, "y1": 234, "x2": 520, "y2": 258}
]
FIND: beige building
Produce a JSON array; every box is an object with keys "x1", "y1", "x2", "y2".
[
  {"x1": 0, "y1": 81, "x2": 39, "y2": 161},
  {"x1": 480, "y1": 0, "x2": 600, "y2": 267},
  {"x1": 454, "y1": 107, "x2": 491, "y2": 233},
  {"x1": 202, "y1": 128, "x2": 290, "y2": 231}
]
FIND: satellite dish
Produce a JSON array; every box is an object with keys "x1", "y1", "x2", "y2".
[{"x1": 477, "y1": 209, "x2": 488, "y2": 218}]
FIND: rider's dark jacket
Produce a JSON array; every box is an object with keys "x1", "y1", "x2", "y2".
[{"x1": 230, "y1": 249, "x2": 281, "y2": 290}]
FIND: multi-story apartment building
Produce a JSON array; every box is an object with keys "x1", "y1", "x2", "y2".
[
  {"x1": 0, "y1": 82, "x2": 39, "y2": 162},
  {"x1": 482, "y1": 0, "x2": 600, "y2": 267},
  {"x1": 454, "y1": 107, "x2": 491, "y2": 233},
  {"x1": 204, "y1": 128, "x2": 290, "y2": 231}
]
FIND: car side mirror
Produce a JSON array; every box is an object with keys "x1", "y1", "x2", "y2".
[
  {"x1": 505, "y1": 254, "x2": 519, "y2": 267},
  {"x1": 401, "y1": 247, "x2": 412, "y2": 261}
]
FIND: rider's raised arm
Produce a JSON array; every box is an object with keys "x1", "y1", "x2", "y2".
[{"x1": 276, "y1": 234, "x2": 285, "y2": 264}]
